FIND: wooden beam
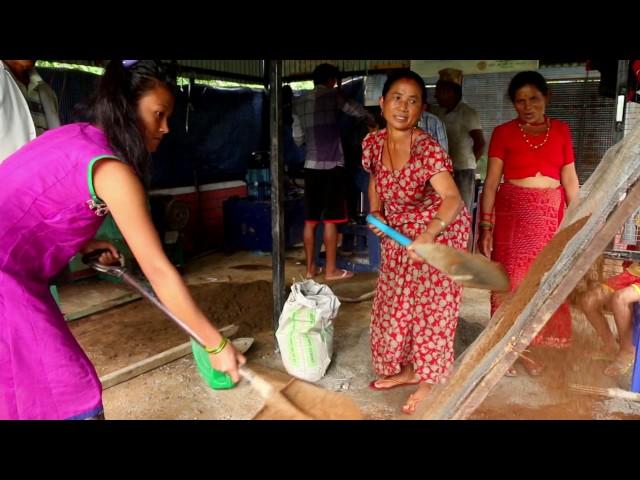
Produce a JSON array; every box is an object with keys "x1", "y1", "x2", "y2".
[
  {"x1": 269, "y1": 60, "x2": 286, "y2": 332},
  {"x1": 100, "y1": 342, "x2": 193, "y2": 390},
  {"x1": 64, "y1": 292, "x2": 141, "y2": 322}
]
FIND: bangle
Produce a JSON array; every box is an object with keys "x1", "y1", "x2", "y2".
[
  {"x1": 204, "y1": 337, "x2": 228, "y2": 355},
  {"x1": 479, "y1": 221, "x2": 494, "y2": 230},
  {"x1": 432, "y1": 216, "x2": 447, "y2": 230}
]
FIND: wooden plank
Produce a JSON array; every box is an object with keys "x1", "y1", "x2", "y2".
[
  {"x1": 418, "y1": 121, "x2": 640, "y2": 420},
  {"x1": 100, "y1": 342, "x2": 192, "y2": 390},
  {"x1": 64, "y1": 292, "x2": 141, "y2": 322}
]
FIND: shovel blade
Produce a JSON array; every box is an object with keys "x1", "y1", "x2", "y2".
[
  {"x1": 412, "y1": 243, "x2": 510, "y2": 292},
  {"x1": 253, "y1": 378, "x2": 364, "y2": 420}
]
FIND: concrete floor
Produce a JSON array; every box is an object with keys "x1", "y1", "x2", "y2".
[{"x1": 60, "y1": 248, "x2": 640, "y2": 420}]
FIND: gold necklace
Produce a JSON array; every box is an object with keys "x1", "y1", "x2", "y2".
[
  {"x1": 386, "y1": 128, "x2": 414, "y2": 171},
  {"x1": 518, "y1": 118, "x2": 550, "y2": 151}
]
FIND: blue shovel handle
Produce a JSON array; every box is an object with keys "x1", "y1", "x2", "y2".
[{"x1": 366, "y1": 214, "x2": 412, "y2": 247}]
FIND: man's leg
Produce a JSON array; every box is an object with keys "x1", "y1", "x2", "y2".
[
  {"x1": 303, "y1": 221, "x2": 319, "y2": 278},
  {"x1": 453, "y1": 169, "x2": 475, "y2": 213},
  {"x1": 454, "y1": 169, "x2": 475, "y2": 250},
  {"x1": 323, "y1": 222, "x2": 338, "y2": 276},
  {"x1": 303, "y1": 168, "x2": 322, "y2": 278},
  {"x1": 323, "y1": 167, "x2": 353, "y2": 280},
  {"x1": 605, "y1": 284, "x2": 640, "y2": 376}
]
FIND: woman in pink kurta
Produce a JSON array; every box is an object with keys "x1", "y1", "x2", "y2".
[
  {"x1": 0, "y1": 60, "x2": 245, "y2": 419},
  {"x1": 363, "y1": 71, "x2": 470, "y2": 414}
]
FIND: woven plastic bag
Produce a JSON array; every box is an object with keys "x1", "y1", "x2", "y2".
[{"x1": 275, "y1": 279, "x2": 340, "y2": 382}]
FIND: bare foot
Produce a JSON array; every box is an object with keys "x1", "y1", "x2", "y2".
[
  {"x1": 325, "y1": 269, "x2": 354, "y2": 281},
  {"x1": 401, "y1": 382, "x2": 433, "y2": 415},
  {"x1": 604, "y1": 350, "x2": 636, "y2": 377},
  {"x1": 370, "y1": 366, "x2": 420, "y2": 390}
]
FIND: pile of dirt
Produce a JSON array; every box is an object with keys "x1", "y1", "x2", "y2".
[
  {"x1": 470, "y1": 308, "x2": 640, "y2": 420},
  {"x1": 192, "y1": 280, "x2": 274, "y2": 336}
]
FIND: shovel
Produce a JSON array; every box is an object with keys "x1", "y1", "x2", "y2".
[
  {"x1": 367, "y1": 214, "x2": 510, "y2": 291},
  {"x1": 83, "y1": 251, "x2": 363, "y2": 420}
]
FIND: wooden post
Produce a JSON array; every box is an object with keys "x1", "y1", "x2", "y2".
[{"x1": 269, "y1": 60, "x2": 286, "y2": 334}]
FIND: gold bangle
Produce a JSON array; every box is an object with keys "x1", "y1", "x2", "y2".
[
  {"x1": 204, "y1": 337, "x2": 228, "y2": 355},
  {"x1": 432, "y1": 216, "x2": 447, "y2": 230}
]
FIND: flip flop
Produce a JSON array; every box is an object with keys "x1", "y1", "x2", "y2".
[
  {"x1": 325, "y1": 269, "x2": 354, "y2": 281},
  {"x1": 369, "y1": 378, "x2": 421, "y2": 391}
]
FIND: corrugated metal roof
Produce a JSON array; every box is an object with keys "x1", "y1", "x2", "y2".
[
  {"x1": 283, "y1": 60, "x2": 409, "y2": 78},
  {"x1": 54, "y1": 59, "x2": 410, "y2": 81}
]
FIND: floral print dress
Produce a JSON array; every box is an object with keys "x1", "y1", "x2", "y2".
[{"x1": 362, "y1": 128, "x2": 471, "y2": 383}]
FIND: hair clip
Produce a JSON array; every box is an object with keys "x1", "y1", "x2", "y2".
[{"x1": 122, "y1": 60, "x2": 139, "y2": 68}]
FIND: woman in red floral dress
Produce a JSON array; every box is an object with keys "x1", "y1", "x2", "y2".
[{"x1": 363, "y1": 71, "x2": 471, "y2": 414}]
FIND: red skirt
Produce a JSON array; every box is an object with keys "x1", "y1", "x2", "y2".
[{"x1": 490, "y1": 183, "x2": 571, "y2": 348}]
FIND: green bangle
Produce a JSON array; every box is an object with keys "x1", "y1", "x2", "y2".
[{"x1": 204, "y1": 337, "x2": 228, "y2": 355}]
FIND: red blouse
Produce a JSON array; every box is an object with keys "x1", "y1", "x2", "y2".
[{"x1": 488, "y1": 118, "x2": 575, "y2": 180}]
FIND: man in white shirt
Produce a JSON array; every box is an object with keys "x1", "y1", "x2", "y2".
[
  {"x1": 431, "y1": 68, "x2": 485, "y2": 213},
  {"x1": 1, "y1": 60, "x2": 62, "y2": 303},
  {"x1": 0, "y1": 60, "x2": 60, "y2": 163}
]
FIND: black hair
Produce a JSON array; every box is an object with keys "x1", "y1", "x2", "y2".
[
  {"x1": 86, "y1": 59, "x2": 174, "y2": 179},
  {"x1": 313, "y1": 63, "x2": 340, "y2": 86},
  {"x1": 381, "y1": 69, "x2": 427, "y2": 104},
  {"x1": 508, "y1": 71, "x2": 549, "y2": 102}
]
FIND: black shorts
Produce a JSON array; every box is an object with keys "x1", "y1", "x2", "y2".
[{"x1": 304, "y1": 167, "x2": 348, "y2": 224}]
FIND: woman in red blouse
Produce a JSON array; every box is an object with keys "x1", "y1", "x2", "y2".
[
  {"x1": 363, "y1": 70, "x2": 470, "y2": 414},
  {"x1": 478, "y1": 71, "x2": 579, "y2": 376}
]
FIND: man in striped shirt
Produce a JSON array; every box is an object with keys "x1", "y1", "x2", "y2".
[
  {"x1": 293, "y1": 63, "x2": 376, "y2": 281},
  {"x1": 419, "y1": 104, "x2": 449, "y2": 153}
]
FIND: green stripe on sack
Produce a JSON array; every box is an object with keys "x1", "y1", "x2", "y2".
[
  {"x1": 288, "y1": 308, "x2": 299, "y2": 368},
  {"x1": 304, "y1": 309, "x2": 316, "y2": 368}
]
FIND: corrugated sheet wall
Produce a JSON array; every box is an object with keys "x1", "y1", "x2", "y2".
[{"x1": 625, "y1": 101, "x2": 640, "y2": 136}]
